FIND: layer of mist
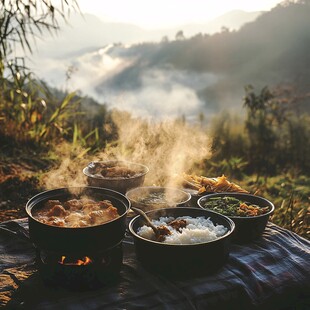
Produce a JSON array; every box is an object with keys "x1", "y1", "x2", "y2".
[{"x1": 33, "y1": 44, "x2": 220, "y2": 120}]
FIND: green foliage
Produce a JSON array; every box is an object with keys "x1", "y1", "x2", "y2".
[
  {"x1": 244, "y1": 85, "x2": 278, "y2": 175},
  {"x1": 244, "y1": 85, "x2": 310, "y2": 175},
  {"x1": 0, "y1": 61, "x2": 79, "y2": 144},
  {"x1": 210, "y1": 112, "x2": 245, "y2": 155},
  {"x1": 0, "y1": 66, "x2": 117, "y2": 155},
  {"x1": 0, "y1": 0, "x2": 79, "y2": 60},
  {"x1": 0, "y1": 0, "x2": 117, "y2": 156},
  {"x1": 208, "y1": 157, "x2": 248, "y2": 180},
  {"x1": 246, "y1": 174, "x2": 310, "y2": 239},
  {"x1": 209, "y1": 85, "x2": 310, "y2": 177},
  {"x1": 207, "y1": 111, "x2": 248, "y2": 178}
]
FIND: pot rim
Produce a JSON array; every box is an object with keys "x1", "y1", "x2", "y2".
[
  {"x1": 82, "y1": 160, "x2": 149, "y2": 181},
  {"x1": 128, "y1": 207, "x2": 235, "y2": 246},
  {"x1": 126, "y1": 186, "x2": 192, "y2": 206},
  {"x1": 197, "y1": 192, "x2": 275, "y2": 219},
  {"x1": 26, "y1": 186, "x2": 130, "y2": 229}
]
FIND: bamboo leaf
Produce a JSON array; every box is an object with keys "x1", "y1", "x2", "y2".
[
  {"x1": 73, "y1": 122, "x2": 78, "y2": 145},
  {"x1": 77, "y1": 147, "x2": 91, "y2": 159},
  {"x1": 60, "y1": 91, "x2": 76, "y2": 110},
  {"x1": 39, "y1": 127, "x2": 48, "y2": 138},
  {"x1": 10, "y1": 89, "x2": 14, "y2": 101},
  {"x1": 83, "y1": 128, "x2": 97, "y2": 141},
  {"x1": 49, "y1": 108, "x2": 60, "y2": 123}
]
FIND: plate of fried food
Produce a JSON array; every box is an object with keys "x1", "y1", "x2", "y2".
[{"x1": 179, "y1": 173, "x2": 249, "y2": 206}]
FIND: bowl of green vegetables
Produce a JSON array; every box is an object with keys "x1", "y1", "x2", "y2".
[{"x1": 197, "y1": 193, "x2": 274, "y2": 242}]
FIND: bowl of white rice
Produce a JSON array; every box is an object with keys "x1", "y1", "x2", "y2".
[{"x1": 128, "y1": 207, "x2": 235, "y2": 276}]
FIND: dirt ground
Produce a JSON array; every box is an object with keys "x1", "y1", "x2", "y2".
[{"x1": 0, "y1": 160, "x2": 45, "y2": 222}]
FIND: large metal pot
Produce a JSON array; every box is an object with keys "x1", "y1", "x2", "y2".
[
  {"x1": 128, "y1": 207, "x2": 235, "y2": 277},
  {"x1": 25, "y1": 187, "x2": 130, "y2": 254}
]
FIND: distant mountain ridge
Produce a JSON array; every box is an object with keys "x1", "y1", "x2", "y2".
[
  {"x1": 175, "y1": 10, "x2": 263, "y2": 36},
  {"x1": 32, "y1": 10, "x2": 262, "y2": 59},
  {"x1": 31, "y1": 1, "x2": 310, "y2": 119}
]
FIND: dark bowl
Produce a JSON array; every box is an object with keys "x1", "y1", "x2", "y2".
[
  {"x1": 26, "y1": 187, "x2": 130, "y2": 253},
  {"x1": 128, "y1": 207, "x2": 235, "y2": 277},
  {"x1": 182, "y1": 188, "x2": 210, "y2": 208},
  {"x1": 197, "y1": 193, "x2": 275, "y2": 243},
  {"x1": 83, "y1": 160, "x2": 149, "y2": 194},
  {"x1": 126, "y1": 186, "x2": 191, "y2": 212}
]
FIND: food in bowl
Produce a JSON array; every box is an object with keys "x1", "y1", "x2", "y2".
[
  {"x1": 201, "y1": 196, "x2": 270, "y2": 217},
  {"x1": 83, "y1": 160, "x2": 149, "y2": 193},
  {"x1": 182, "y1": 173, "x2": 249, "y2": 195},
  {"x1": 137, "y1": 215, "x2": 228, "y2": 244},
  {"x1": 33, "y1": 197, "x2": 119, "y2": 228},
  {"x1": 129, "y1": 207, "x2": 235, "y2": 276},
  {"x1": 197, "y1": 193, "x2": 275, "y2": 242},
  {"x1": 137, "y1": 191, "x2": 174, "y2": 204},
  {"x1": 26, "y1": 187, "x2": 130, "y2": 253},
  {"x1": 87, "y1": 161, "x2": 142, "y2": 179},
  {"x1": 126, "y1": 186, "x2": 191, "y2": 212},
  {"x1": 134, "y1": 190, "x2": 187, "y2": 206}
]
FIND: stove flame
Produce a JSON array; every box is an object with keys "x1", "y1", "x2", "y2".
[{"x1": 59, "y1": 255, "x2": 93, "y2": 266}]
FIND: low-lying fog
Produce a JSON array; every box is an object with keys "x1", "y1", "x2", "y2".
[{"x1": 32, "y1": 43, "x2": 220, "y2": 121}]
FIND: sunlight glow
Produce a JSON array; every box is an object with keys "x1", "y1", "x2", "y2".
[{"x1": 77, "y1": 0, "x2": 283, "y2": 29}]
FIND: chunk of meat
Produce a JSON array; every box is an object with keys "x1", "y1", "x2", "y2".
[
  {"x1": 34, "y1": 198, "x2": 119, "y2": 227},
  {"x1": 101, "y1": 166, "x2": 136, "y2": 178},
  {"x1": 168, "y1": 219, "x2": 187, "y2": 232},
  {"x1": 44, "y1": 200, "x2": 61, "y2": 208},
  {"x1": 98, "y1": 200, "x2": 115, "y2": 209},
  {"x1": 48, "y1": 218, "x2": 65, "y2": 227},
  {"x1": 155, "y1": 225, "x2": 172, "y2": 242},
  {"x1": 63, "y1": 199, "x2": 83, "y2": 210},
  {"x1": 47, "y1": 205, "x2": 67, "y2": 217},
  {"x1": 65, "y1": 212, "x2": 84, "y2": 226},
  {"x1": 104, "y1": 205, "x2": 119, "y2": 218},
  {"x1": 82, "y1": 202, "x2": 101, "y2": 213},
  {"x1": 89, "y1": 206, "x2": 118, "y2": 225},
  {"x1": 89, "y1": 210, "x2": 109, "y2": 225}
]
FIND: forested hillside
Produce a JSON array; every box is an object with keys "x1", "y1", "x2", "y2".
[{"x1": 95, "y1": 0, "x2": 310, "y2": 112}]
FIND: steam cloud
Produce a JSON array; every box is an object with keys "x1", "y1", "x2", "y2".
[
  {"x1": 43, "y1": 113, "x2": 211, "y2": 190},
  {"x1": 39, "y1": 45, "x2": 213, "y2": 190}
]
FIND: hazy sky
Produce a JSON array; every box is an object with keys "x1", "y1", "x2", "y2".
[{"x1": 77, "y1": 0, "x2": 283, "y2": 29}]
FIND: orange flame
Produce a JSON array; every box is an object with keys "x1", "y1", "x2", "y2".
[{"x1": 59, "y1": 255, "x2": 93, "y2": 266}]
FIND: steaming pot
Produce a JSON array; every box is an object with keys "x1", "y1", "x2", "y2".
[{"x1": 25, "y1": 187, "x2": 130, "y2": 253}]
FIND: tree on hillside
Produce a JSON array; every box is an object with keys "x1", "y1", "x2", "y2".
[
  {"x1": 243, "y1": 85, "x2": 310, "y2": 176},
  {"x1": 175, "y1": 30, "x2": 185, "y2": 40},
  {"x1": 161, "y1": 35, "x2": 169, "y2": 43}
]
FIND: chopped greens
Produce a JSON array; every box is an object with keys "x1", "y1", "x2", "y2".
[{"x1": 202, "y1": 196, "x2": 270, "y2": 217}]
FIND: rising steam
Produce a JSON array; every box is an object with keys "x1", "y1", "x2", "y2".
[{"x1": 42, "y1": 111, "x2": 211, "y2": 190}]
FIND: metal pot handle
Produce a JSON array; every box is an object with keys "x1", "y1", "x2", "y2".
[{"x1": 0, "y1": 221, "x2": 30, "y2": 241}]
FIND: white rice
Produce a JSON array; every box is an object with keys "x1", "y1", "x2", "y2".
[{"x1": 137, "y1": 216, "x2": 228, "y2": 244}]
